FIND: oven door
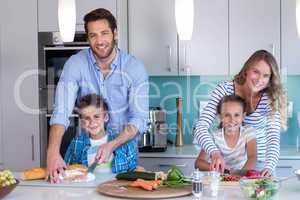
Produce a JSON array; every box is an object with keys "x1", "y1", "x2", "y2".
[{"x1": 39, "y1": 45, "x2": 88, "y2": 165}]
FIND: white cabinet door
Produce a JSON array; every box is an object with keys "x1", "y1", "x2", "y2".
[
  {"x1": 38, "y1": 0, "x2": 117, "y2": 32},
  {"x1": 1, "y1": 0, "x2": 40, "y2": 170},
  {"x1": 179, "y1": 0, "x2": 228, "y2": 76},
  {"x1": 229, "y1": 0, "x2": 280, "y2": 75},
  {"x1": 128, "y1": 0, "x2": 178, "y2": 76},
  {"x1": 282, "y1": 0, "x2": 300, "y2": 75}
]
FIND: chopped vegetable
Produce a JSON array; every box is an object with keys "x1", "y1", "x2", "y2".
[
  {"x1": 163, "y1": 166, "x2": 192, "y2": 188},
  {"x1": 129, "y1": 179, "x2": 162, "y2": 191},
  {"x1": 241, "y1": 178, "x2": 279, "y2": 200}
]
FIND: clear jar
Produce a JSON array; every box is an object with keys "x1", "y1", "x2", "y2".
[
  {"x1": 192, "y1": 169, "x2": 203, "y2": 198},
  {"x1": 207, "y1": 171, "x2": 220, "y2": 197}
]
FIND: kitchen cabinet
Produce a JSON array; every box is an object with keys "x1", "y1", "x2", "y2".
[
  {"x1": 38, "y1": 0, "x2": 116, "y2": 32},
  {"x1": 0, "y1": 0, "x2": 40, "y2": 170},
  {"x1": 281, "y1": 0, "x2": 300, "y2": 75},
  {"x1": 180, "y1": 0, "x2": 228, "y2": 75},
  {"x1": 128, "y1": 0, "x2": 178, "y2": 76},
  {"x1": 276, "y1": 159, "x2": 300, "y2": 177},
  {"x1": 229, "y1": 0, "x2": 281, "y2": 75},
  {"x1": 38, "y1": 0, "x2": 128, "y2": 50},
  {"x1": 138, "y1": 157, "x2": 195, "y2": 176},
  {"x1": 129, "y1": 0, "x2": 228, "y2": 76}
]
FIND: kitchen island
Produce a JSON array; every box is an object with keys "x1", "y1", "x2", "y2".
[
  {"x1": 139, "y1": 145, "x2": 300, "y2": 177},
  {"x1": 4, "y1": 174, "x2": 300, "y2": 200}
]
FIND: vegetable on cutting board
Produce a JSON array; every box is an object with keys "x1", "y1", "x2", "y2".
[
  {"x1": 129, "y1": 179, "x2": 162, "y2": 191},
  {"x1": 163, "y1": 166, "x2": 192, "y2": 187},
  {"x1": 115, "y1": 171, "x2": 167, "y2": 181}
]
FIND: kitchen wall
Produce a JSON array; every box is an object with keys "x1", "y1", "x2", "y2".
[{"x1": 149, "y1": 75, "x2": 300, "y2": 147}]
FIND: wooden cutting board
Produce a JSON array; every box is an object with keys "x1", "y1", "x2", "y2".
[{"x1": 97, "y1": 180, "x2": 192, "y2": 199}]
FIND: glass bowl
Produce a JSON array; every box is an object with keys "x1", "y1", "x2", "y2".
[
  {"x1": 0, "y1": 179, "x2": 19, "y2": 198},
  {"x1": 239, "y1": 177, "x2": 280, "y2": 200}
]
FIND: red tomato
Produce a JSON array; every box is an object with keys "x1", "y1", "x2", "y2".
[{"x1": 245, "y1": 170, "x2": 261, "y2": 178}]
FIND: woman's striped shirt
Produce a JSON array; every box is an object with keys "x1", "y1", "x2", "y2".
[{"x1": 193, "y1": 81, "x2": 281, "y2": 172}]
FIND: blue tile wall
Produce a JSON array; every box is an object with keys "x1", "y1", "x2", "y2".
[{"x1": 149, "y1": 75, "x2": 300, "y2": 147}]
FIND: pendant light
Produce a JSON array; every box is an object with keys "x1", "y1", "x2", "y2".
[
  {"x1": 58, "y1": 0, "x2": 76, "y2": 42},
  {"x1": 175, "y1": 0, "x2": 194, "y2": 40},
  {"x1": 297, "y1": 0, "x2": 300, "y2": 38}
]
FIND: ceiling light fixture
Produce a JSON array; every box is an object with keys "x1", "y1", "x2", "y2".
[
  {"x1": 175, "y1": 0, "x2": 194, "y2": 40},
  {"x1": 58, "y1": 0, "x2": 76, "y2": 42}
]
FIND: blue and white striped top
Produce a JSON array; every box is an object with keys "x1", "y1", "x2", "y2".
[{"x1": 193, "y1": 81, "x2": 281, "y2": 172}]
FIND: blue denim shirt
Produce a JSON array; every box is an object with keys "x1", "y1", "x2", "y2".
[
  {"x1": 50, "y1": 48, "x2": 149, "y2": 135},
  {"x1": 64, "y1": 129, "x2": 138, "y2": 173}
]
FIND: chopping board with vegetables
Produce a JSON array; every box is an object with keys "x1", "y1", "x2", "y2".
[
  {"x1": 97, "y1": 180, "x2": 192, "y2": 199},
  {"x1": 98, "y1": 167, "x2": 192, "y2": 199}
]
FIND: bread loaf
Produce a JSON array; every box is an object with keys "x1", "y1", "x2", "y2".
[
  {"x1": 21, "y1": 167, "x2": 46, "y2": 180},
  {"x1": 21, "y1": 164, "x2": 87, "y2": 180}
]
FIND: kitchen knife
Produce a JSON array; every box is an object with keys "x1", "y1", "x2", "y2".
[{"x1": 87, "y1": 160, "x2": 98, "y2": 173}]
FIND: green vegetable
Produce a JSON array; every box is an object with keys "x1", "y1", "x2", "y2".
[
  {"x1": 163, "y1": 166, "x2": 192, "y2": 188},
  {"x1": 115, "y1": 171, "x2": 157, "y2": 181},
  {"x1": 167, "y1": 167, "x2": 185, "y2": 181}
]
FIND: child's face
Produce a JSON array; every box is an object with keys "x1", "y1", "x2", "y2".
[
  {"x1": 220, "y1": 101, "x2": 245, "y2": 133},
  {"x1": 79, "y1": 105, "x2": 108, "y2": 137}
]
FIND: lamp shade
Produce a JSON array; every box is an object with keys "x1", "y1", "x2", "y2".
[
  {"x1": 58, "y1": 0, "x2": 76, "y2": 42},
  {"x1": 297, "y1": 0, "x2": 300, "y2": 38},
  {"x1": 175, "y1": 0, "x2": 194, "y2": 40}
]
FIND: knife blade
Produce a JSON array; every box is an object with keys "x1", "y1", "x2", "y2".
[{"x1": 87, "y1": 160, "x2": 98, "y2": 173}]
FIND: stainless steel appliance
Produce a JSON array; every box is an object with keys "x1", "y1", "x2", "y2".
[
  {"x1": 38, "y1": 32, "x2": 89, "y2": 165},
  {"x1": 138, "y1": 107, "x2": 168, "y2": 152}
]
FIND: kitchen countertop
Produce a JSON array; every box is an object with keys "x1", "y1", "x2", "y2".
[
  {"x1": 139, "y1": 145, "x2": 300, "y2": 159},
  {"x1": 4, "y1": 174, "x2": 300, "y2": 199}
]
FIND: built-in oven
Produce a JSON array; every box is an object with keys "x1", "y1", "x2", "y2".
[{"x1": 38, "y1": 32, "x2": 89, "y2": 166}]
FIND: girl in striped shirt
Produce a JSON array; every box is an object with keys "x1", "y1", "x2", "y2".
[
  {"x1": 194, "y1": 50, "x2": 286, "y2": 177},
  {"x1": 195, "y1": 95, "x2": 257, "y2": 173}
]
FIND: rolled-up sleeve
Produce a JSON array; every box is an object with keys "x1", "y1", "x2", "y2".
[
  {"x1": 264, "y1": 111, "x2": 281, "y2": 172},
  {"x1": 49, "y1": 59, "x2": 80, "y2": 130},
  {"x1": 127, "y1": 62, "x2": 149, "y2": 134},
  {"x1": 193, "y1": 82, "x2": 227, "y2": 156}
]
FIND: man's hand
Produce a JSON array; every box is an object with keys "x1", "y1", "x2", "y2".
[
  {"x1": 46, "y1": 151, "x2": 66, "y2": 183},
  {"x1": 210, "y1": 151, "x2": 225, "y2": 174},
  {"x1": 95, "y1": 141, "x2": 115, "y2": 163},
  {"x1": 260, "y1": 168, "x2": 272, "y2": 177}
]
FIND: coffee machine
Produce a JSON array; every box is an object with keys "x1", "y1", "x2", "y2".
[{"x1": 138, "y1": 107, "x2": 168, "y2": 152}]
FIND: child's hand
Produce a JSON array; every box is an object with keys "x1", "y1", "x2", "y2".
[
  {"x1": 95, "y1": 142, "x2": 114, "y2": 163},
  {"x1": 210, "y1": 151, "x2": 225, "y2": 173},
  {"x1": 260, "y1": 168, "x2": 272, "y2": 177}
]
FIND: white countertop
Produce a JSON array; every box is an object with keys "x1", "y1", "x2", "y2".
[
  {"x1": 4, "y1": 176, "x2": 300, "y2": 199},
  {"x1": 139, "y1": 145, "x2": 300, "y2": 159}
]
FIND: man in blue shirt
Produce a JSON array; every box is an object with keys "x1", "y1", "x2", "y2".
[{"x1": 46, "y1": 8, "x2": 149, "y2": 183}]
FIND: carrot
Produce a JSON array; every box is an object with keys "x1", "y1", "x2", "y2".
[{"x1": 129, "y1": 179, "x2": 153, "y2": 191}]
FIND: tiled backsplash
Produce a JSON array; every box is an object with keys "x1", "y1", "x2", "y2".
[{"x1": 149, "y1": 75, "x2": 300, "y2": 147}]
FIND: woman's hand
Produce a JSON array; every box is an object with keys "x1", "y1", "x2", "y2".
[
  {"x1": 210, "y1": 151, "x2": 225, "y2": 173},
  {"x1": 260, "y1": 168, "x2": 272, "y2": 177}
]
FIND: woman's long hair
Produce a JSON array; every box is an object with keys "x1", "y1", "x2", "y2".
[{"x1": 234, "y1": 50, "x2": 287, "y2": 130}]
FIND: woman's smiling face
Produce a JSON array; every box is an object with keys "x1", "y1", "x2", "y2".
[{"x1": 244, "y1": 60, "x2": 272, "y2": 93}]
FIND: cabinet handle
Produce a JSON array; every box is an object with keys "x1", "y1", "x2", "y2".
[
  {"x1": 31, "y1": 135, "x2": 35, "y2": 161},
  {"x1": 276, "y1": 165, "x2": 292, "y2": 169},
  {"x1": 158, "y1": 164, "x2": 186, "y2": 168},
  {"x1": 167, "y1": 45, "x2": 172, "y2": 72},
  {"x1": 270, "y1": 43, "x2": 275, "y2": 55}
]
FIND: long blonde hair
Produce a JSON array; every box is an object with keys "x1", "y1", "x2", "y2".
[{"x1": 234, "y1": 50, "x2": 287, "y2": 130}]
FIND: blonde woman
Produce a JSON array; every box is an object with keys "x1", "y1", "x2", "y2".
[{"x1": 194, "y1": 50, "x2": 286, "y2": 177}]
